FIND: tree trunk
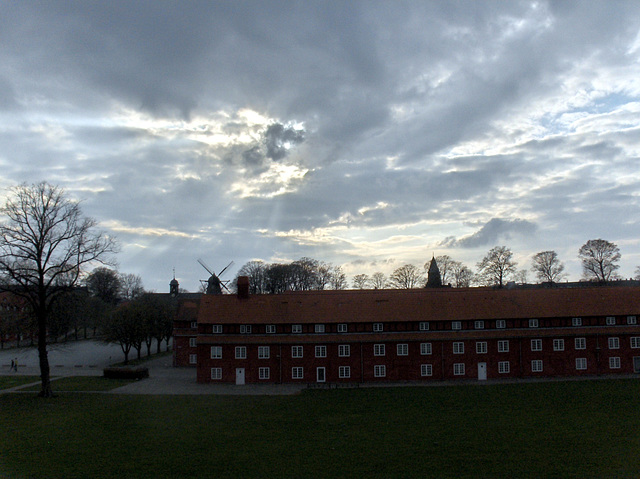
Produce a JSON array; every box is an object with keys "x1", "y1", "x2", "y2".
[
  {"x1": 37, "y1": 315, "x2": 55, "y2": 398},
  {"x1": 156, "y1": 339, "x2": 161, "y2": 354}
]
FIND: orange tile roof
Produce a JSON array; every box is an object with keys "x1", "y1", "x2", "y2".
[{"x1": 197, "y1": 286, "x2": 640, "y2": 324}]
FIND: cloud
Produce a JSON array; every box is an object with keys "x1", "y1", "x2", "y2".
[{"x1": 442, "y1": 218, "x2": 538, "y2": 249}]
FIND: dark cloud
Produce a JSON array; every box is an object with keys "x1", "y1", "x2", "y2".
[
  {"x1": 441, "y1": 218, "x2": 538, "y2": 249},
  {"x1": 264, "y1": 123, "x2": 305, "y2": 161}
]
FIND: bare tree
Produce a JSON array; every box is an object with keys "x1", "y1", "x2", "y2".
[
  {"x1": 86, "y1": 267, "x2": 121, "y2": 304},
  {"x1": 531, "y1": 251, "x2": 566, "y2": 283},
  {"x1": 328, "y1": 266, "x2": 347, "y2": 290},
  {"x1": 235, "y1": 260, "x2": 268, "y2": 294},
  {"x1": 119, "y1": 273, "x2": 144, "y2": 301},
  {"x1": 0, "y1": 182, "x2": 117, "y2": 397},
  {"x1": 476, "y1": 246, "x2": 517, "y2": 287},
  {"x1": 389, "y1": 264, "x2": 424, "y2": 289},
  {"x1": 451, "y1": 262, "x2": 473, "y2": 288},
  {"x1": 352, "y1": 274, "x2": 370, "y2": 289},
  {"x1": 370, "y1": 272, "x2": 388, "y2": 289},
  {"x1": 635, "y1": 266, "x2": 640, "y2": 281},
  {"x1": 429, "y1": 255, "x2": 456, "y2": 285},
  {"x1": 578, "y1": 239, "x2": 621, "y2": 282}
]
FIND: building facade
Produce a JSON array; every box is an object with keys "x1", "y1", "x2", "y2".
[{"x1": 176, "y1": 279, "x2": 640, "y2": 384}]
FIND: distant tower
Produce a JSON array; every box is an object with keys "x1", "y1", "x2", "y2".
[
  {"x1": 426, "y1": 255, "x2": 442, "y2": 288},
  {"x1": 170, "y1": 269, "x2": 179, "y2": 297}
]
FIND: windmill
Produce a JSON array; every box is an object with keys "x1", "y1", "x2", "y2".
[{"x1": 198, "y1": 259, "x2": 234, "y2": 294}]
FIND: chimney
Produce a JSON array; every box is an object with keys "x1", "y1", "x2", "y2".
[{"x1": 237, "y1": 276, "x2": 250, "y2": 299}]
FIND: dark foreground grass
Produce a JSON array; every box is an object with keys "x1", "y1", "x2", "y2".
[
  {"x1": 21, "y1": 376, "x2": 137, "y2": 392},
  {"x1": 2, "y1": 379, "x2": 640, "y2": 478},
  {"x1": 0, "y1": 375, "x2": 40, "y2": 390}
]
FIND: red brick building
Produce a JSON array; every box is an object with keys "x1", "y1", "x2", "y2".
[{"x1": 177, "y1": 279, "x2": 640, "y2": 384}]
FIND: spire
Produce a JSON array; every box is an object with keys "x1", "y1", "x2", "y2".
[
  {"x1": 170, "y1": 268, "x2": 179, "y2": 296},
  {"x1": 426, "y1": 255, "x2": 442, "y2": 288}
]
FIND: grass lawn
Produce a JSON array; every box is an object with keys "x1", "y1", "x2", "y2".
[
  {"x1": 20, "y1": 376, "x2": 137, "y2": 392},
  {"x1": 0, "y1": 375, "x2": 40, "y2": 390},
  {"x1": 1, "y1": 379, "x2": 640, "y2": 478}
]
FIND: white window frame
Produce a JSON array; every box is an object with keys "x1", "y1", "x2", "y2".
[
  {"x1": 529, "y1": 319, "x2": 539, "y2": 328},
  {"x1": 235, "y1": 346, "x2": 246, "y2": 359},
  {"x1": 292, "y1": 367, "x2": 304, "y2": 379},
  {"x1": 338, "y1": 344, "x2": 351, "y2": 357},
  {"x1": 258, "y1": 346, "x2": 270, "y2": 359},
  {"x1": 498, "y1": 361, "x2": 510, "y2": 374},
  {"x1": 189, "y1": 337, "x2": 197, "y2": 348},
  {"x1": 452, "y1": 321, "x2": 462, "y2": 330},
  {"x1": 531, "y1": 339, "x2": 542, "y2": 352},
  {"x1": 421, "y1": 364, "x2": 433, "y2": 377},
  {"x1": 608, "y1": 337, "x2": 620, "y2": 350},
  {"x1": 453, "y1": 342, "x2": 464, "y2": 354},
  {"x1": 210, "y1": 346, "x2": 222, "y2": 359},
  {"x1": 191, "y1": 321, "x2": 197, "y2": 329},
  {"x1": 609, "y1": 357, "x2": 621, "y2": 369},
  {"x1": 397, "y1": 344, "x2": 408, "y2": 356},
  {"x1": 531, "y1": 360, "x2": 543, "y2": 372},
  {"x1": 189, "y1": 354, "x2": 197, "y2": 364},
  {"x1": 315, "y1": 345, "x2": 327, "y2": 358},
  {"x1": 475, "y1": 320, "x2": 484, "y2": 330},
  {"x1": 292, "y1": 324, "x2": 302, "y2": 333},
  {"x1": 420, "y1": 343, "x2": 432, "y2": 355},
  {"x1": 291, "y1": 346, "x2": 304, "y2": 358},
  {"x1": 553, "y1": 339, "x2": 565, "y2": 351},
  {"x1": 211, "y1": 367, "x2": 222, "y2": 380},
  {"x1": 576, "y1": 357, "x2": 587, "y2": 370},
  {"x1": 373, "y1": 322, "x2": 384, "y2": 332},
  {"x1": 498, "y1": 340, "x2": 509, "y2": 353},
  {"x1": 374, "y1": 344, "x2": 386, "y2": 356},
  {"x1": 453, "y1": 363, "x2": 465, "y2": 376},
  {"x1": 265, "y1": 324, "x2": 276, "y2": 334},
  {"x1": 575, "y1": 337, "x2": 586, "y2": 350},
  {"x1": 212, "y1": 324, "x2": 223, "y2": 334},
  {"x1": 315, "y1": 324, "x2": 325, "y2": 333},
  {"x1": 572, "y1": 317, "x2": 582, "y2": 327},
  {"x1": 606, "y1": 316, "x2": 616, "y2": 326},
  {"x1": 259, "y1": 367, "x2": 270, "y2": 380},
  {"x1": 339, "y1": 366, "x2": 351, "y2": 378},
  {"x1": 631, "y1": 337, "x2": 640, "y2": 349},
  {"x1": 240, "y1": 325, "x2": 252, "y2": 334},
  {"x1": 374, "y1": 365, "x2": 386, "y2": 377},
  {"x1": 476, "y1": 341, "x2": 487, "y2": 354},
  {"x1": 337, "y1": 323, "x2": 348, "y2": 333},
  {"x1": 496, "y1": 319, "x2": 506, "y2": 329},
  {"x1": 627, "y1": 315, "x2": 637, "y2": 325},
  {"x1": 419, "y1": 322, "x2": 429, "y2": 331}
]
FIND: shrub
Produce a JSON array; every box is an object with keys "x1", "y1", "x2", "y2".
[{"x1": 103, "y1": 366, "x2": 149, "y2": 380}]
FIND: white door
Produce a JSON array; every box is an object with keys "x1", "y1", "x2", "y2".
[
  {"x1": 478, "y1": 362, "x2": 487, "y2": 381},
  {"x1": 316, "y1": 367, "x2": 326, "y2": 383},
  {"x1": 236, "y1": 368, "x2": 245, "y2": 385},
  {"x1": 634, "y1": 357, "x2": 640, "y2": 374}
]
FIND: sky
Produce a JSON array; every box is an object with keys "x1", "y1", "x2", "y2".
[{"x1": 1, "y1": 1, "x2": 640, "y2": 292}]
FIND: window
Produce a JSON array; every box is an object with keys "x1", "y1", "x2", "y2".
[
  {"x1": 266, "y1": 324, "x2": 276, "y2": 334},
  {"x1": 576, "y1": 358, "x2": 587, "y2": 370},
  {"x1": 397, "y1": 344, "x2": 408, "y2": 356},
  {"x1": 575, "y1": 338, "x2": 586, "y2": 350},
  {"x1": 476, "y1": 341, "x2": 487, "y2": 354},
  {"x1": 453, "y1": 342, "x2": 464, "y2": 354},
  {"x1": 631, "y1": 337, "x2": 640, "y2": 349},
  {"x1": 419, "y1": 322, "x2": 430, "y2": 331},
  {"x1": 609, "y1": 357, "x2": 621, "y2": 369},
  {"x1": 235, "y1": 346, "x2": 246, "y2": 359},
  {"x1": 374, "y1": 344, "x2": 386, "y2": 356},
  {"x1": 189, "y1": 354, "x2": 197, "y2": 365},
  {"x1": 452, "y1": 321, "x2": 462, "y2": 330},
  {"x1": 315, "y1": 345, "x2": 327, "y2": 358},
  {"x1": 628, "y1": 316, "x2": 637, "y2": 325},
  {"x1": 572, "y1": 317, "x2": 582, "y2": 327},
  {"x1": 291, "y1": 346, "x2": 303, "y2": 358},
  {"x1": 531, "y1": 360, "x2": 543, "y2": 372},
  {"x1": 529, "y1": 319, "x2": 539, "y2": 328},
  {"x1": 189, "y1": 337, "x2": 197, "y2": 348},
  {"x1": 259, "y1": 367, "x2": 270, "y2": 380},
  {"x1": 454, "y1": 363, "x2": 465, "y2": 376},
  {"x1": 240, "y1": 325, "x2": 252, "y2": 334},
  {"x1": 210, "y1": 346, "x2": 222, "y2": 359},
  {"x1": 475, "y1": 321, "x2": 484, "y2": 330},
  {"x1": 606, "y1": 316, "x2": 616, "y2": 326},
  {"x1": 553, "y1": 339, "x2": 565, "y2": 351},
  {"x1": 339, "y1": 366, "x2": 351, "y2": 378},
  {"x1": 338, "y1": 344, "x2": 351, "y2": 357},
  {"x1": 315, "y1": 324, "x2": 325, "y2": 333},
  {"x1": 531, "y1": 339, "x2": 542, "y2": 352},
  {"x1": 608, "y1": 337, "x2": 620, "y2": 350},
  {"x1": 420, "y1": 343, "x2": 432, "y2": 355},
  {"x1": 292, "y1": 367, "x2": 304, "y2": 379},
  {"x1": 499, "y1": 361, "x2": 510, "y2": 374},
  {"x1": 211, "y1": 368, "x2": 222, "y2": 380},
  {"x1": 496, "y1": 320, "x2": 506, "y2": 329},
  {"x1": 292, "y1": 324, "x2": 302, "y2": 333},
  {"x1": 258, "y1": 346, "x2": 270, "y2": 359},
  {"x1": 212, "y1": 324, "x2": 222, "y2": 334},
  {"x1": 337, "y1": 323, "x2": 348, "y2": 333},
  {"x1": 374, "y1": 365, "x2": 386, "y2": 377},
  {"x1": 421, "y1": 364, "x2": 433, "y2": 377},
  {"x1": 191, "y1": 321, "x2": 197, "y2": 329},
  {"x1": 498, "y1": 340, "x2": 509, "y2": 353},
  {"x1": 373, "y1": 322, "x2": 384, "y2": 332}
]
